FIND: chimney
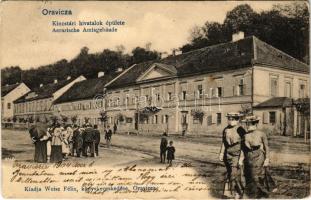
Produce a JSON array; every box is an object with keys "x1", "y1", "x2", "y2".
[
  {"x1": 66, "y1": 76, "x2": 71, "y2": 80},
  {"x1": 40, "y1": 83, "x2": 43, "y2": 87},
  {"x1": 98, "y1": 71, "x2": 105, "y2": 78},
  {"x1": 116, "y1": 67, "x2": 123, "y2": 72},
  {"x1": 172, "y1": 49, "x2": 182, "y2": 56},
  {"x1": 160, "y1": 52, "x2": 168, "y2": 59},
  {"x1": 54, "y1": 79, "x2": 58, "y2": 84},
  {"x1": 232, "y1": 31, "x2": 244, "y2": 42}
]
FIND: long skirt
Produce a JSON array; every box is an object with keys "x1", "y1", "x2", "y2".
[
  {"x1": 47, "y1": 141, "x2": 51, "y2": 157},
  {"x1": 223, "y1": 145, "x2": 244, "y2": 198},
  {"x1": 244, "y1": 149, "x2": 276, "y2": 198},
  {"x1": 50, "y1": 145, "x2": 63, "y2": 163},
  {"x1": 62, "y1": 142, "x2": 70, "y2": 154},
  {"x1": 34, "y1": 141, "x2": 47, "y2": 163}
]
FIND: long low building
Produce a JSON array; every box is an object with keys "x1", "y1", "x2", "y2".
[
  {"x1": 104, "y1": 33, "x2": 309, "y2": 136},
  {"x1": 13, "y1": 76, "x2": 86, "y2": 123},
  {"x1": 52, "y1": 72, "x2": 121, "y2": 126}
]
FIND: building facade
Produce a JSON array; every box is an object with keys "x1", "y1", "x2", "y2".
[
  {"x1": 52, "y1": 72, "x2": 121, "y2": 126},
  {"x1": 13, "y1": 76, "x2": 85, "y2": 123},
  {"x1": 1, "y1": 83, "x2": 31, "y2": 121},
  {"x1": 105, "y1": 35, "x2": 309, "y2": 136}
]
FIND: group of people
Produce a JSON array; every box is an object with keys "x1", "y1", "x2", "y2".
[
  {"x1": 159, "y1": 132, "x2": 175, "y2": 166},
  {"x1": 219, "y1": 113, "x2": 277, "y2": 199},
  {"x1": 29, "y1": 117, "x2": 113, "y2": 163}
]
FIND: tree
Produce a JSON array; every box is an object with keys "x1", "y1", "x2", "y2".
[
  {"x1": 180, "y1": 2, "x2": 309, "y2": 63},
  {"x1": 223, "y1": 4, "x2": 258, "y2": 36},
  {"x1": 131, "y1": 47, "x2": 161, "y2": 64}
]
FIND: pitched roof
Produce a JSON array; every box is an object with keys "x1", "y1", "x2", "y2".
[
  {"x1": 53, "y1": 73, "x2": 121, "y2": 104},
  {"x1": 107, "y1": 36, "x2": 309, "y2": 89},
  {"x1": 1, "y1": 83, "x2": 21, "y2": 97},
  {"x1": 254, "y1": 97, "x2": 294, "y2": 108},
  {"x1": 14, "y1": 79, "x2": 73, "y2": 103}
]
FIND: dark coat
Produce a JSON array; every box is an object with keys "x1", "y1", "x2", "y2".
[
  {"x1": 83, "y1": 127, "x2": 95, "y2": 142},
  {"x1": 105, "y1": 129, "x2": 112, "y2": 140},
  {"x1": 160, "y1": 136, "x2": 168, "y2": 152},
  {"x1": 94, "y1": 129, "x2": 101, "y2": 144},
  {"x1": 166, "y1": 146, "x2": 175, "y2": 160},
  {"x1": 73, "y1": 129, "x2": 83, "y2": 149}
]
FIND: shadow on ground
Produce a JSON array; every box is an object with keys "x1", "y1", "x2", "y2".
[{"x1": 2, "y1": 148, "x2": 25, "y2": 159}]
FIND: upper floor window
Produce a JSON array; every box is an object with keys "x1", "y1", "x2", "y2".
[
  {"x1": 197, "y1": 85, "x2": 203, "y2": 99},
  {"x1": 182, "y1": 91, "x2": 187, "y2": 100},
  {"x1": 270, "y1": 77, "x2": 278, "y2": 97},
  {"x1": 299, "y1": 84, "x2": 306, "y2": 98},
  {"x1": 238, "y1": 78, "x2": 244, "y2": 96},
  {"x1": 116, "y1": 98, "x2": 120, "y2": 106},
  {"x1": 156, "y1": 94, "x2": 161, "y2": 101},
  {"x1": 7, "y1": 103, "x2": 11, "y2": 109},
  {"x1": 217, "y1": 87, "x2": 223, "y2": 97},
  {"x1": 284, "y1": 81, "x2": 292, "y2": 98},
  {"x1": 167, "y1": 92, "x2": 172, "y2": 101}
]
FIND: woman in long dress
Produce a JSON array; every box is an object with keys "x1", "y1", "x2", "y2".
[
  {"x1": 29, "y1": 117, "x2": 49, "y2": 163},
  {"x1": 219, "y1": 113, "x2": 246, "y2": 199},
  {"x1": 50, "y1": 123, "x2": 63, "y2": 163},
  {"x1": 241, "y1": 115, "x2": 276, "y2": 198},
  {"x1": 61, "y1": 126, "x2": 71, "y2": 160}
]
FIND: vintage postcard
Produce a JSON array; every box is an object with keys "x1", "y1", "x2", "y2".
[{"x1": 0, "y1": 1, "x2": 310, "y2": 199}]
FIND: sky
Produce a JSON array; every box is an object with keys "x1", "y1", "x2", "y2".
[{"x1": 0, "y1": 1, "x2": 290, "y2": 70}]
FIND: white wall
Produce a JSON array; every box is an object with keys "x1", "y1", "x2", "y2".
[{"x1": 2, "y1": 83, "x2": 30, "y2": 119}]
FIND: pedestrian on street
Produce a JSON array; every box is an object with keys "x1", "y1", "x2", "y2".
[
  {"x1": 160, "y1": 132, "x2": 168, "y2": 163},
  {"x1": 50, "y1": 123, "x2": 64, "y2": 163},
  {"x1": 166, "y1": 141, "x2": 175, "y2": 166},
  {"x1": 82, "y1": 124, "x2": 95, "y2": 157},
  {"x1": 93, "y1": 125, "x2": 101, "y2": 156},
  {"x1": 29, "y1": 116, "x2": 49, "y2": 163},
  {"x1": 241, "y1": 115, "x2": 277, "y2": 198},
  {"x1": 219, "y1": 112, "x2": 246, "y2": 199},
  {"x1": 105, "y1": 125, "x2": 112, "y2": 148},
  {"x1": 61, "y1": 125, "x2": 70, "y2": 160},
  {"x1": 66, "y1": 125, "x2": 74, "y2": 156},
  {"x1": 72, "y1": 125, "x2": 83, "y2": 157},
  {"x1": 113, "y1": 123, "x2": 117, "y2": 134}
]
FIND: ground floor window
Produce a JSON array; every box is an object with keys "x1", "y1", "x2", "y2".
[
  {"x1": 216, "y1": 113, "x2": 222, "y2": 125},
  {"x1": 207, "y1": 115, "x2": 212, "y2": 125},
  {"x1": 269, "y1": 111, "x2": 276, "y2": 125}
]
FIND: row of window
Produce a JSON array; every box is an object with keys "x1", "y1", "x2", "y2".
[
  {"x1": 270, "y1": 77, "x2": 307, "y2": 98},
  {"x1": 58, "y1": 101, "x2": 104, "y2": 111},
  {"x1": 14, "y1": 100, "x2": 51, "y2": 114},
  {"x1": 108, "y1": 84, "x2": 245, "y2": 107}
]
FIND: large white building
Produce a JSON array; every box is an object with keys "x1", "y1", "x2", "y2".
[{"x1": 104, "y1": 34, "x2": 309, "y2": 136}]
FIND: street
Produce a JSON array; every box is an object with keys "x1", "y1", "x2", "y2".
[{"x1": 2, "y1": 129, "x2": 310, "y2": 198}]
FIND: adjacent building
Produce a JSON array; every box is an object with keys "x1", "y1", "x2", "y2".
[
  {"x1": 1, "y1": 83, "x2": 31, "y2": 121},
  {"x1": 13, "y1": 76, "x2": 85, "y2": 122},
  {"x1": 104, "y1": 34, "x2": 309, "y2": 136},
  {"x1": 52, "y1": 72, "x2": 121, "y2": 126}
]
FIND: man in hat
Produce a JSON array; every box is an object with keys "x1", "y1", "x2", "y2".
[
  {"x1": 219, "y1": 112, "x2": 246, "y2": 199},
  {"x1": 82, "y1": 123, "x2": 95, "y2": 157}
]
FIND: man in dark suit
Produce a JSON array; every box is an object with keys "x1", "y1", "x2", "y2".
[
  {"x1": 160, "y1": 132, "x2": 168, "y2": 163},
  {"x1": 93, "y1": 125, "x2": 101, "y2": 157},
  {"x1": 82, "y1": 124, "x2": 95, "y2": 157},
  {"x1": 105, "y1": 125, "x2": 113, "y2": 148}
]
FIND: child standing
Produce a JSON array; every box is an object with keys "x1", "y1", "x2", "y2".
[{"x1": 166, "y1": 141, "x2": 175, "y2": 166}]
